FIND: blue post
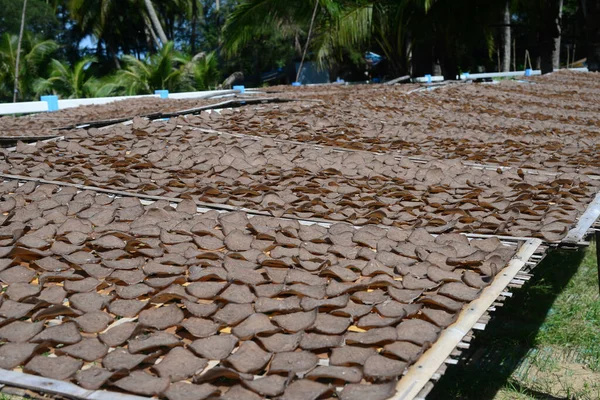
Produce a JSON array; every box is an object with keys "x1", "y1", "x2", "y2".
[
  {"x1": 425, "y1": 74, "x2": 432, "y2": 84},
  {"x1": 155, "y1": 90, "x2": 169, "y2": 99},
  {"x1": 292, "y1": 82, "x2": 302, "y2": 86},
  {"x1": 233, "y1": 85, "x2": 245, "y2": 94},
  {"x1": 525, "y1": 69, "x2": 532, "y2": 77},
  {"x1": 41, "y1": 95, "x2": 59, "y2": 112}
]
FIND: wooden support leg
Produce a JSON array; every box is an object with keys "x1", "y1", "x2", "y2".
[{"x1": 596, "y1": 230, "x2": 600, "y2": 296}]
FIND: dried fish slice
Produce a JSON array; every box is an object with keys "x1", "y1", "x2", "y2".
[
  {"x1": 139, "y1": 304, "x2": 185, "y2": 330},
  {"x1": 113, "y1": 371, "x2": 170, "y2": 396},
  {"x1": 25, "y1": 355, "x2": 83, "y2": 380},
  {"x1": 270, "y1": 351, "x2": 318, "y2": 373},
  {"x1": 59, "y1": 338, "x2": 109, "y2": 361},
  {"x1": 102, "y1": 348, "x2": 148, "y2": 371},
  {"x1": 153, "y1": 347, "x2": 207, "y2": 382},
  {"x1": 0, "y1": 342, "x2": 38, "y2": 369},
  {"x1": 225, "y1": 341, "x2": 271, "y2": 373},
  {"x1": 164, "y1": 382, "x2": 219, "y2": 400},
  {"x1": 189, "y1": 334, "x2": 238, "y2": 360}
]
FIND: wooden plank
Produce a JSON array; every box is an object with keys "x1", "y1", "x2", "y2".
[
  {"x1": 0, "y1": 101, "x2": 49, "y2": 115},
  {"x1": 562, "y1": 193, "x2": 600, "y2": 244},
  {"x1": 5, "y1": 136, "x2": 65, "y2": 152},
  {"x1": 391, "y1": 238, "x2": 542, "y2": 400},
  {"x1": 161, "y1": 97, "x2": 297, "y2": 118},
  {"x1": 0, "y1": 368, "x2": 149, "y2": 400},
  {"x1": 58, "y1": 95, "x2": 159, "y2": 110},
  {"x1": 385, "y1": 75, "x2": 411, "y2": 85},
  {"x1": 0, "y1": 135, "x2": 59, "y2": 143},
  {"x1": 168, "y1": 89, "x2": 239, "y2": 100},
  {"x1": 596, "y1": 230, "x2": 600, "y2": 296}
]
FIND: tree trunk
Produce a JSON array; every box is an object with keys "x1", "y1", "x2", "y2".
[
  {"x1": 296, "y1": 0, "x2": 319, "y2": 82},
  {"x1": 215, "y1": 0, "x2": 220, "y2": 11},
  {"x1": 581, "y1": 0, "x2": 600, "y2": 71},
  {"x1": 553, "y1": 30, "x2": 561, "y2": 69},
  {"x1": 13, "y1": 0, "x2": 28, "y2": 103},
  {"x1": 145, "y1": 23, "x2": 160, "y2": 50},
  {"x1": 412, "y1": 41, "x2": 434, "y2": 77},
  {"x1": 144, "y1": 14, "x2": 161, "y2": 49},
  {"x1": 501, "y1": 0, "x2": 511, "y2": 72},
  {"x1": 107, "y1": 42, "x2": 121, "y2": 69},
  {"x1": 191, "y1": 0, "x2": 198, "y2": 54},
  {"x1": 540, "y1": 0, "x2": 563, "y2": 74},
  {"x1": 144, "y1": 0, "x2": 168, "y2": 45}
]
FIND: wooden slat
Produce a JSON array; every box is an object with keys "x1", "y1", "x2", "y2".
[
  {"x1": 0, "y1": 369, "x2": 149, "y2": 400},
  {"x1": 562, "y1": 193, "x2": 600, "y2": 244},
  {"x1": 0, "y1": 101, "x2": 49, "y2": 115}
]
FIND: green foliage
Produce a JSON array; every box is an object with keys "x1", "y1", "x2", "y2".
[
  {"x1": 0, "y1": 0, "x2": 595, "y2": 100},
  {"x1": 68, "y1": 0, "x2": 157, "y2": 63},
  {"x1": 534, "y1": 241, "x2": 600, "y2": 367},
  {"x1": 0, "y1": 33, "x2": 59, "y2": 101},
  {"x1": 0, "y1": 0, "x2": 60, "y2": 38},
  {"x1": 191, "y1": 52, "x2": 221, "y2": 90},
  {"x1": 114, "y1": 42, "x2": 220, "y2": 95},
  {"x1": 33, "y1": 57, "x2": 118, "y2": 98},
  {"x1": 115, "y1": 42, "x2": 189, "y2": 95}
]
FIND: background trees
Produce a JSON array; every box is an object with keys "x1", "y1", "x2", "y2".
[{"x1": 0, "y1": 0, "x2": 598, "y2": 102}]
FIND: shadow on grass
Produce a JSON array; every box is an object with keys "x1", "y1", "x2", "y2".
[{"x1": 428, "y1": 245, "x2": 589, "y2": 400}]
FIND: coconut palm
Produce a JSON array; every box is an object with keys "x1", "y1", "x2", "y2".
[
  {"x1": 190, "y1": 51, "x2": 221, "y2": 89},
  {"x1": 0, "y1": 33, "x2": 58, "y2": 101},
  {"x1": 223, "y1": 0, "x2": 515, "y2": 79},
  {"x1": 115, "y1": 42, "x2": 222, "y2": 95},
  {"x1": 33, "y1": 56, "x2": 118, "y2": 98},
  {"x1": 114, "y1": 41, "x2": 190, "y2": 95},
  {"x1": 222, "y1": 0, "x2": 432, "y2": 75},
  {"x1": 223, "y1": 0, "x2": 340, "y2": 58},
  {"x1": 581, "y1": 0, "x2": 600, "y2": 71},
  {"x1": 13, "y1": 0, "x2": 28, "y2": 102},
  {"x1": 143, "y1": 0, "x2": 168, "y2": 44},
  {"x1": 68, "y1": 0, "x2": 171, "y2": 65}
]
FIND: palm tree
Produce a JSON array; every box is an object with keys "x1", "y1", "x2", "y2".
[
  {"x1": 143, "y1": 0, "x2": 168, "y2": 44},
  {"x1": 13, "y1": 0, "x2": 28, "y2": 102},
  {"x1": 68, "y1": 0, "x2": 170, "y2": 65},
  {"x1": 114, "y1": 41, "x2": 194, "y2": 95},
  {"x1": 114, "y1": 42, "x2": 222, "y2": 95},
  {"x1": 501, "y1": 0, "x2": 511, "y2": 71},
  {"x1": 33, "y1": 56, "x2": 118, "y2": 98},
  {"x1": 222, "y1": 0, "x2": 376, "y2": 80},
  {"x1": 224, "y1": 0, "x2": 518, "y2": 79},
  {"x1": 189, "y1": 51, "x2": 221, "y2": 89},
  {"x1": 539, "y1": 0, "x2": 564, "y2": 73},
  {"x1": 0, "y1": 33, "x2": 58, "y2": 101},
  {"x1": 580, "y1": 0, "x2": 599, "y2": 71}
]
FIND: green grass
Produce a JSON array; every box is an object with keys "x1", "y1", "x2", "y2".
[
  {"x1": 429, "y1": 239, "x2": 600, "y2": 400},
  {"x1": 0, "y1": 395, "x2": 23, "y2": 400},
  {"x1": 535, "y1": 241, "x2": 600, "y2": 371}
]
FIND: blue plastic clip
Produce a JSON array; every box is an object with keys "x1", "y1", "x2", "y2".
[
  {"x1": 41, "y1": 95, "x2": 59, "y2": 112},
  {"x1": 233, "y1": 85, "x2": 245, "y2": 94},
  {"x1": 425, "y1": 74, "x2": 432, "y2": 84},
  {"x1": 292, "y1": 82, "x2": 302, "y2": 86},
  {"x1": 525, "y1": 69, "x2": 532, "y2": 77},
  {"x1": 155, "y1": 90, "x2": 169, "y2": 99}
]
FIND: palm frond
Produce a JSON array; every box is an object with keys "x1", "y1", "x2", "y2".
[{"x1": 222, "y1": 0, "x2": 320, "y2": 57}]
